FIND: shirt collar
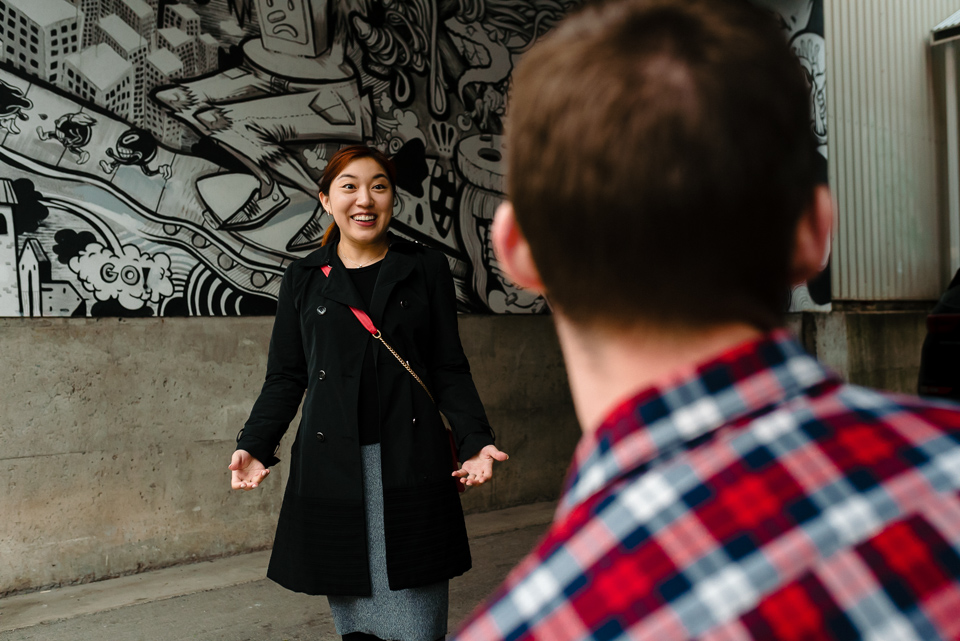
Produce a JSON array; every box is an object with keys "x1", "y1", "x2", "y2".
[
  {"x1": 298, "y1": 232, "x2": 416, "y2": 267},
  {"x1": 557, "y1": 329, "x2": 841, "y2": 518}
]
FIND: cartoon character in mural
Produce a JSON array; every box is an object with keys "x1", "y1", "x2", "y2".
[
  {"x1": 99, "y1": 129, "x2": 173, "y2": 179},
  {"x1": 0, "y1": 78, "x2": 31, "y2": 135},
  {"x1": 36, "y1": 112, "x2": 97, "y2": 165}
]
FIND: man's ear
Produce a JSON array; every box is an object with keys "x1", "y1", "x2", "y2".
[
  {"x1": 491, "y1": 201, "x2": 545, "y2": 293},
  {"x1": 790, "y1": 184, "x2": 834, "y2": 285}
]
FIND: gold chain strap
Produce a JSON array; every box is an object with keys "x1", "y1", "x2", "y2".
[{"x1": 373, "y1": 331, "x2": 436, "y2": 404}]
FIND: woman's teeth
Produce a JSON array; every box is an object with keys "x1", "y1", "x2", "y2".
[{"x1": 353, "y1": 214, "x2": 375, "y2": 222}]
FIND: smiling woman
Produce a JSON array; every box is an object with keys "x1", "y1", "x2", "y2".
[
  {"x1": 317, "y1": 146, "x2": 396, "y2": 265},
  {"x1": 229, "y1": 145, "x2": 509, "y2": 641}
]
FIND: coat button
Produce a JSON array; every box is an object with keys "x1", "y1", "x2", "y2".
[
  {"x1": 318, "y1": 370, "x2": 326, "y2": 381},
  {"x1": 316, "y1": 432, "x2": 325, "y2": 442},
  {"x1": 400, "y1": 299, "x2": 409, "y2": 309},
  {"x1": 316, "y1": 305, "x2": 327, "y2": 315}
]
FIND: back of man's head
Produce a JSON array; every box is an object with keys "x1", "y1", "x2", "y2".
[{"x1": 507, "y1": 0, "x2": 818, "y2": 331}]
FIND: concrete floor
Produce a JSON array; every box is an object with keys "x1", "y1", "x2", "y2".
[{"x1": 0, "y1": 502, "x2": 556, "y2": 641}]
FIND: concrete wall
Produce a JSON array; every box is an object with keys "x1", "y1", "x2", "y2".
[
  {"x1": 789, "y1": 309, "x2": 929, "y2": 394},
  {"x1": 2, "y1": 309, "x2": 934, "y2": 596},
  {"x1": 0, "y1": 315, "x2": 581, "y2": 597}
]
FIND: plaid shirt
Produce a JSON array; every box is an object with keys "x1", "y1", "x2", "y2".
[{"x1": 454, "y1": 331, "x2": 960, "y2": 640}]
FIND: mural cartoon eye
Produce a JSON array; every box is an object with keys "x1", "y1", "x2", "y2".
[
  {"x1": 101, "y1": 263, "x2": 118, "y2": 283},
  {"x1": 121, "y1": 265, "x2": 140, "y2": 285}
]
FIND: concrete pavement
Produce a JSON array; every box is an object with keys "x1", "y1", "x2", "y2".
[{"x1": 0, "y1": 501, "x2": 557, "y2": 641}]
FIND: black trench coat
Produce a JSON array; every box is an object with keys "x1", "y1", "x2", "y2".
[{"x1": 237, "y1": 236, "x2": 495, "y2": 596}]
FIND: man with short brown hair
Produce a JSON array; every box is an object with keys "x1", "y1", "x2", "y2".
[{"x1": 452, "y1": 0, "x2": 960, "y2": 639}]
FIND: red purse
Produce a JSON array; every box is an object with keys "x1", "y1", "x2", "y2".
[{"x1": 321, "y1": 265, "x2": 466, "y2": 493}]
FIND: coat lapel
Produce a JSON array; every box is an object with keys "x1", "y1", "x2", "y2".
[
  {"x1": 301, "y1": 236, "x2": 416, "y2": 324},
  {"x1": 319, "y1": 258, "x2": 367, "y2": 312},
  {"x1": 301, "y1": 244, "x2": 368, "y2": 312}
]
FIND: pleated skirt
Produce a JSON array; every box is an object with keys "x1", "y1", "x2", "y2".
[{"x1": 328, "y1": 443, "x2": 448, "y2": 641}]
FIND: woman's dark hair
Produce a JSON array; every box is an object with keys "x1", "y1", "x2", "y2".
[{"x1": 319, "y1": 145, "x2": 397, "y2": 247}]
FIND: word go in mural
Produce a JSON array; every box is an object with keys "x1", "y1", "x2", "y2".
[{"x1": 0, "y1": 0, "x2": 825, "y2": 317}]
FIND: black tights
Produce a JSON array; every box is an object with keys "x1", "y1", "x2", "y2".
[{"x1": 341, "y1": 634, "x2": 444, "y2": 641}]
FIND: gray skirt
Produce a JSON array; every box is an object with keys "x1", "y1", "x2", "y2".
[{"x1": 328, "y1": 443, "x2": 448, "y2": 641}]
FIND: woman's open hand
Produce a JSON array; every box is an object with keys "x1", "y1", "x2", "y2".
[
  {"x1": 230, "y1": 449, "x2": 270, "y2": 490},
  {"x1": 453, "y1": 444, "x2": 509, "y2": 487}
]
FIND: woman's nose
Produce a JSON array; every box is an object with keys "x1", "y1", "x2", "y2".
[{"x1": 356, "y1": 187, "x2": 373, "y2": 205}]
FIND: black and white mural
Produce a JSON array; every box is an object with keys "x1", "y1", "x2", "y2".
[
  {"x1": 765, "y1": 0, "x2": 830, "y2": 312},
  {"x1": 0, "y1": 0, "x2": 827, "y2": 317}
]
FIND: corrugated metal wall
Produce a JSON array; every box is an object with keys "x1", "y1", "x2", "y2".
[{"x1": 827, "y1": 0, "x2": 957, "y2": 300}]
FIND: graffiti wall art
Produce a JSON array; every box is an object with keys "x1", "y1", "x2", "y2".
[
  {"x1": 758, "y1": 0, "x2": 830, "y2": 311},
  {"x1": 0, "y1": 0, "x2": 826, "y2": 317}
]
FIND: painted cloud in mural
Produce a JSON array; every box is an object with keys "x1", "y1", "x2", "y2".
[{"x1": 70, "y1": 242, "x2": 174, "y2": 310}]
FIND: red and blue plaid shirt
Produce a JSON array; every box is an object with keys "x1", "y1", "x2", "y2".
[{"x1": 454, "y1": 330, "x2": 960, "y2": 640}]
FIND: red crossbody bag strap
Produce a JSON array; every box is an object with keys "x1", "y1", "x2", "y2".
[
  {"x1": 320, "y1": 263, "x2": 464, "y2": 491},
  {"x1": 321, "y1": 265, "x2": 378, "y2": 334},
  {"x1": 320, "y1": 264, "x2": 434, "y2": 404}
]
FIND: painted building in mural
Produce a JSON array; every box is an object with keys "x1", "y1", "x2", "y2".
[
  {"x1": 0, "y1": 0, "x2": 82, "y2": 86},
  {"x1": 163, "y1": 3, "x2": 199, "y2": 36},
  {"x1": 97, "y1": 14, "x2": 148, "y2": 121},
  {"x1": 114, "y1": 0, "x2": 156, "y2": 50},
  {"x1": 0, "y1": 0, "x2": 828, "y2": 317},
  {"x1": 64, "y1": 44, "x2": 135, "y2": 119}
]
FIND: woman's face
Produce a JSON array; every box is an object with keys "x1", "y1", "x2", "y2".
[{"x1": 319, "y1": 156, "x2": 394, "y2": 249}]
